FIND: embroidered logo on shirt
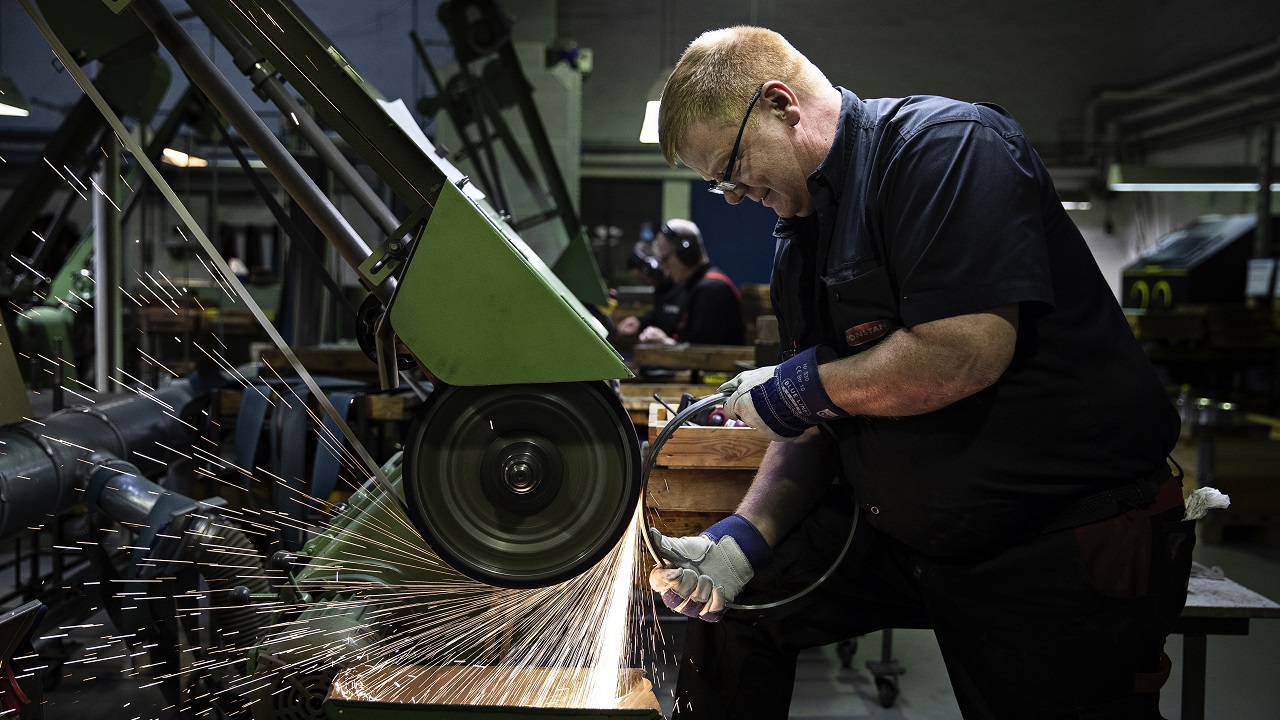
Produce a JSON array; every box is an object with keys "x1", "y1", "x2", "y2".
[{"x1": 845, "y1": 320, "x2": 891, "y2": 347}]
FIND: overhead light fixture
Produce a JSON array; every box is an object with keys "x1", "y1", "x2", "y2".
[
  {"x1": 1061, "y1": 200, "x2": 1093, "y2": 211},
  {"x1": 0, "y1": 9, "x2": 29, "y2": 118},
  {"x1": 0, "y1": 74, "x2": 29, "y2": 117},
  {"x1": 1107, "y1": 163, "x2": 1280, "y2": 192},
  {"x1": 639, "y1": 100, "x2": 660, "y2": 144},
  {"x1": 161, "y1": 147, "x2": 209, "y2": 168},
  {"x1": 638, "y1": 65, "x2": 674, "y2": 144}
]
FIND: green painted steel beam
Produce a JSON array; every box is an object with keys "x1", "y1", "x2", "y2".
[{"x1": 391, "y1": 181, "x2": 629, "y2": 384}]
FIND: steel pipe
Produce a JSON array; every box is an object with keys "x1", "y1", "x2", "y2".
[
  {"x1": 128, "y1": 0, "x2": 389, "y2": 303},
  {"x1": 187, "y1": 0, "x2": 402, "y2": 239},
  {"x1": 0, "y1": 377, "x2": 202, "y2": 542}
]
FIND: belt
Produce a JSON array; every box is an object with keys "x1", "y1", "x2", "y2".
[{"x1": 1041, "y1": 460, "x2": 1181, "y2": 534}]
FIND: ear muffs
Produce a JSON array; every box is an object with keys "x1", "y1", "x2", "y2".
[{"x1": 662, "y1": 223, "x2": 703, "y2": 267}]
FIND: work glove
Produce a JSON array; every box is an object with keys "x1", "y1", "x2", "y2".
[
  {"x1": 719, "y1": 346, "x2": 848, "y2": 442},
  {"x1": 648, "y1": 514, "x2": 773, "y2": 622}
]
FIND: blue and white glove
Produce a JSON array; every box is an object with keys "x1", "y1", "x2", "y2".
[
  {"x1": 719, "y1": 346, "x2": 848, "y2": 442},
  {"x1": 648, "y1": 515, "x2": 773, "y2": 622}
]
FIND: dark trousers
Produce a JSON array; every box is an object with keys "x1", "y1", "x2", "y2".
[{"x1": 672, "y1": 478, "x2": 1195, "y2": 720}]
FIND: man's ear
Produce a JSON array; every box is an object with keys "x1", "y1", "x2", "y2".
[{"x1": 761, "y1": 81, "x2": 801, "y2": 127}]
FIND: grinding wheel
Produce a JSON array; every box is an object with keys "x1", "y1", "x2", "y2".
[{"x1": 402, "y1": 381, "x2": 641, "y2": 588}]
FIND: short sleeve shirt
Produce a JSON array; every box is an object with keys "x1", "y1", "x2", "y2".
[{"x1": 771, "y1": 90, "x2": 1179, "y2": 556}]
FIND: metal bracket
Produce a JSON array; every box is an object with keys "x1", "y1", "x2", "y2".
[
  {"x1": 358, "y1": 201, "x2": 433, "y2": 286},
  {"x1": 374, "y1": 307, "x2": 401, "y2": 391}
]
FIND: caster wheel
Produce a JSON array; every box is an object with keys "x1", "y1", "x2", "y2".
[
  {"x1": 875, "y1": 676, "x2": 898, "y2": 708},
  {"x1": 836, "y1": 639, "x2": 856, "y2": 669}
]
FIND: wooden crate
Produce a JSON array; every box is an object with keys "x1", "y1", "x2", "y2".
[
  {"x1": 644, "y1": 403, "x2": 764, "y2": 537},
  {"x1": 618, "y1": 382, "x2": 713, "y2": 426}
]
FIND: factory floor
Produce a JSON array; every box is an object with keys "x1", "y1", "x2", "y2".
[
  {"x1": 23, "y1": 540, "x2": 1280, "y2": 719},
  {"x1": 648, "y1": 539, "x2": 1280, "y2": 720}
]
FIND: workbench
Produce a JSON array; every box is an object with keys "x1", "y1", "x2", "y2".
[
  {"x1": 631, "y1": 342, "x2": 756, "y2": 373},
  {"x1": 1174, "y1": 561, "x2": 1280, "y2": 720}
]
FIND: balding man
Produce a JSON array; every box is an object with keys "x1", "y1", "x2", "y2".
[{"x1": 646, "y1": 26, "x2": 1190, "y2": 720}]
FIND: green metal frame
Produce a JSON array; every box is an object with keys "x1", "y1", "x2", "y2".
[
  {"x1": 182, "y1": 0, "x2": 628, "y2": 385},
  {"x1": 391, "y1": 181, "x2": 629, "y2": 384}
]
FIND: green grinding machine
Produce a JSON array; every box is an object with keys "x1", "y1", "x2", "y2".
[
  {"x1": 67, "y1": 0, "x2": 643, "y2": 589},
  {"x1": 213, "y1": 0, "x2": 642, "y2": 589}
]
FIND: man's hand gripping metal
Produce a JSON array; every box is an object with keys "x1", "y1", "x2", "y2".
[
  {"x1": 718, "y1": 346, "x2": 848, "y2": 442},
  {"x1": 648, "y1": 515, "x2": 772, "y2": 622}
]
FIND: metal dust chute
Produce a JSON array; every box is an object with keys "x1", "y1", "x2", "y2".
[{"x1": 403, "y1": 382, "x2": 641, "y2": 588}]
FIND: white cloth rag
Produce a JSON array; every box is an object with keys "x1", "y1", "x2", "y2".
[{"x1": 1183, "y1": 487, "x2": 1231, "y2": 521}]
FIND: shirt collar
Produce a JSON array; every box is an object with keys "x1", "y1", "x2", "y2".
[
  {"x1": 683, "y1": 262, "x2": 711, "y2": 288},
  {"x1": 807, "y1": 87, "x2": 864, "y2": 203}
]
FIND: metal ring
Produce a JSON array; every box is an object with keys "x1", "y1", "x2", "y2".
[
  {"x1": 640, "y1": 392, "x2": 859, "y2": 612},
  {"x1": 5, "y1": 424, "x2": 66, "y2": 490},
  {"x1": 55, "y1": 405, "x2": 129, "y2": 459}
]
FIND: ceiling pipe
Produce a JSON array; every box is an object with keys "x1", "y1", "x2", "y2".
[
  {"x1": 1129, "y1": 36, "x2": 1280, "y2": 94},
  {"x1": 127, "y1": 0, "x2": 390, "y2": 304},
  {"x1": 1084, "y1": 35, "x2": 1280, "y2": 166},
  {"x1": 1130, "y1": 92, "x2": 1280, "y2": 147},
  {"x1": 1115, "y1": 61, "x2": 1280, "y2": 128}
]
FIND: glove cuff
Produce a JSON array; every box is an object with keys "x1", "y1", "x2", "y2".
[
  {"x1": 703, "y1": 514, "x2": 773, "y2": 569},
  {"x1": 775, "y1": 346, "x2": 848, "y2": 423}
]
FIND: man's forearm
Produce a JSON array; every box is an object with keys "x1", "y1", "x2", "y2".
[
  {"x1": 735, "y1": 428, "x2": 835, "y2": 546},
  {"x1": 819, "y1": 306, "x2": 1018, "y2": 418}
]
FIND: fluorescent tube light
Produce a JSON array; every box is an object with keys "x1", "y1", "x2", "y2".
[
  {"x1": 639, "y1": 100, "x2": 660, "y2": 144},
  {"x1": 161, "y1": 148, "x2": 209, "y2": 168},
  {"x1": 0, "y1": 75, "x2": 30, "y2": 117},
  {"x1": 1108, "y1": 163, "x2": 1279, "y2": 192}
]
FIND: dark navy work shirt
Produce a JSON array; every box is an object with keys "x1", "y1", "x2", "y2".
[
  {"x1": 772, "y1": 88, "x2": 1179, "y2": 556},
  {"x1": 639, "y1": 277, "x2": 686, "y2": 337},
  {"x1": 675, "y1": 264, "x2": 746, "y2": 346}
]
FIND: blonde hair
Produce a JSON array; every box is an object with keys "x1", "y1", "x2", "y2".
[{"x1": 658, "y1": 26, "x2": 830, "y2": 167}]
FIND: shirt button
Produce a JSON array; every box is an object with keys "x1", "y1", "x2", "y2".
[
  {"x1": 869, "y1": 506, "x2": 880, "y2": 515},
  {"x1": 833, "y1": 291, "x2": 841, "y2": 301}
]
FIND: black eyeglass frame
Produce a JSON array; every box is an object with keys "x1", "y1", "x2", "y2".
[{"x1": 708, "y1": 84, "x2": 765, "y2": 195}]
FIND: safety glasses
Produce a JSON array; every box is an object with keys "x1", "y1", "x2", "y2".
[{"x1": 707, "y1": 84, "x2": 764, "y2": 194}]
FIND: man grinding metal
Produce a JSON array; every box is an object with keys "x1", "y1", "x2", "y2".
[{"x1": 646, "y1": 26, "x2": 1193, "y2": 720}]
